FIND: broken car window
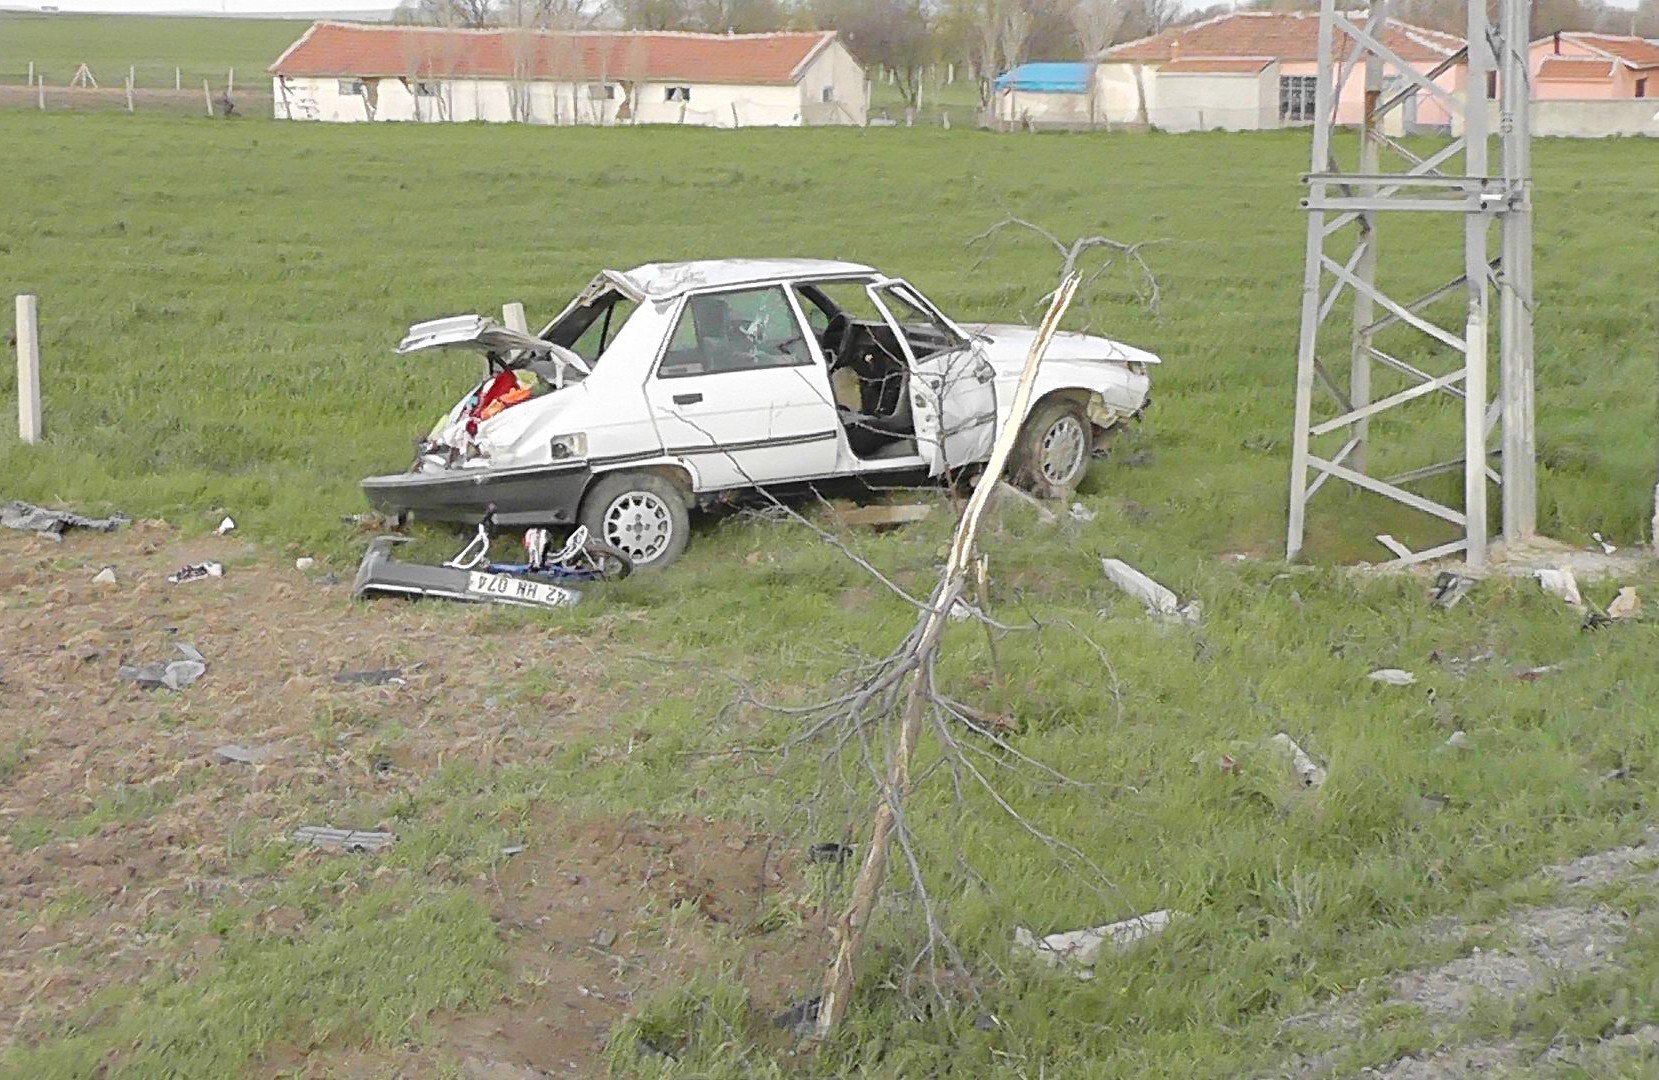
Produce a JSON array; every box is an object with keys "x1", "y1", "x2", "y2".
[
  {"x1": 545, "y1": 291, "x2": 637, "y2": 369},
  {"x1": 874, "y1": 285, "x2": 964, "y2": 360},
  {"x1": 658, "y1": 286, "x2": 812, "y2": 378}
]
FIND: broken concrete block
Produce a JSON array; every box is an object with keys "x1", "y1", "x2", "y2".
[
  {"x1": 1369, "y1": 668, "x2": 1417, "y2": 686},
  {"x1": 1269, "y1": 732, "x2": 1327, "y2": 788},
  {"x1": 1100, "y1": 558, "x2": 1179, "y2": 616},
  {"x1": 290, "y1": 825, "x2": 395, "y2": 853},
  {"x1": 161, "y1": 660, "x2": 206, "y2": 691},
  {"x1": 91, "y1": 566, "x2": 117, "y2": 585},
  {"x1": 1014, "y1": 909, "x2": 1177, "y2": 976}
]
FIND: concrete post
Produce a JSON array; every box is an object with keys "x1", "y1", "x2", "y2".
[{"x1": 16, "y1": 295, "x2": 41, "y2": 444}]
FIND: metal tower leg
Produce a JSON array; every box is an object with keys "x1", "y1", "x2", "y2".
[{"x1": 1284, "y1": 0, "x2": 1535, "y2": 569}]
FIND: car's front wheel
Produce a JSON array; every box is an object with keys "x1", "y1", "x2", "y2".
[
  {"x1": 1012, "y1": 398, "x2": 1093, "y2": 497},
  {"x1": 579, "y1": 471, "x2": 690, "y2": 571}
]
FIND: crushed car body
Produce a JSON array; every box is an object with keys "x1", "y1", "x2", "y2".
[{"x1": 362, "y1": 258, "x2": 1159, "y2": 568}]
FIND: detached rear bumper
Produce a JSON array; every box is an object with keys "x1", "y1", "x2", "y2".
[{"x1": 360, "y1": 462, "x2": 591, "y2": 526}]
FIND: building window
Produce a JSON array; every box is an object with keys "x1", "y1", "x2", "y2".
[
  {"x1": 665, "y1": 85, "x2": 691, "y2": 103},
  {"x1": 1638, "y1": 78, "x2": 1648, "y2": 99},
  {"x1": 587, "y1": 83, "x2": 616, "y2": 100},
  {"x1": 820, "y1": 86, "x2": 835, "y2": 103},
  {"x1": 1486, "y1": 71, "x2": 1498, "y2": 99},
  {"x1": 1278, "y1": 75, "x2": 1317, "y2": 123},
  {"x1": 338, "y1": 79, "x2": 365, "y2": 96},
  {"x1": 413, "y1": 81, "x2": 437, "y2": 97}
]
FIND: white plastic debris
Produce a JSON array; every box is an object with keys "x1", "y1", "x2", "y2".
[
  {"x1": 91, "y1": 566, "x2": 117, "y2": 585},
  {"x1": 1368, "y1": 668, "x2": 1417, "y2": 687},
  {"x1": 1270, "y1": 732, "x2": 1327, "y2": 788},
  {"x1": 1068, "y1": 502, "x2": 1098, "y2": 523},
  {"x1": 1535, "y1": 567, "x2": 1584, "y2": 609},
  {"x1": 215, "y1": 516, "x2": 236, "y2": 535},
  {"x1": 1609, "y1": 587, "x2": 1641, "y2": 621},
  {"x1": 167, "y1": 561, "x2": 224, "y2": 584},
  {"x1": 1592, "y1": 532, "x2": 1617, "y2": 555},
  {"x1": 295, "y1": 556, "x2": 315, "y2": 571},
  {"x1": 161, "y1": 660, "x2": 206, "y2": 690},
  {"x1": 1445, "y1": 730, "x2": 1474, "y2": 751},
  {"x1": 1014, "y1": 909, "x2": 1177, "y2": 977}
]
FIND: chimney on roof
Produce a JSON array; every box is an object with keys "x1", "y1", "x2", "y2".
[
  {"x1": 1553, "y1": 30, "x2": 1560, "y2": 54},
  {"x1": 1170, "y1": 37, "x2": 1180, "y2": 60}
]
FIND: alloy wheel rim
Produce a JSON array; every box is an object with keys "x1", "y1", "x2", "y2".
[
  {"x1": 1039, "y1": 415, "x2": 1086, "y2": 487},
  {"x1": 603, "y1": 492, "x2": 671, "y2": 563}
]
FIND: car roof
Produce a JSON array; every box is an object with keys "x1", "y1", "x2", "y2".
[{"x1": 608, "y1": 258, "x2": 878, "y2": 300}]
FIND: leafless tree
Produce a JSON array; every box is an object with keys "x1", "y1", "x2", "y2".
[
  {"x1": 813, "y1": 0, "x2": 934, "y2": 109},
  {"x1": 999, "y1": 2, "x2": 1032, "y2": 74},
  {"x1": 1072, "y1": 0, "x2": 1124, "y2": 126}
]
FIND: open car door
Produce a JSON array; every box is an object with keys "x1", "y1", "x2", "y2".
[{"x1": 867, "y1": 280, "x2": 996, "y2": 476}]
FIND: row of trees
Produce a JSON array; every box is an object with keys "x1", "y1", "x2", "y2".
[{"x1": 395, "y1": 0, "x2": 1659, "y2": 108}]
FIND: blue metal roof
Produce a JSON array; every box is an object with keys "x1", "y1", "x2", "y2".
[{"x1": 994, "y1": 61, "x2": 1092, "y2": 94}]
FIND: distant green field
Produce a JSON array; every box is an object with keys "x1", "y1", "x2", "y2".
[
  {"x1": 0, "y1": 12, "x2": 308, "y2": 88},
  {"x1": 4, "y1": 112, "x2": 1659, "y2": 1077}
]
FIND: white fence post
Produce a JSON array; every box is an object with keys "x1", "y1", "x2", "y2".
[
  {"x1": 203, "y1": 79, "x2": 212, "y2": 117},
  {"x1": 501, "y1": 301, "x2": 528, "y2": 334},
  {"x1": 175, "y1": 66, "x2": 181, "y2": 91},
  {"x1": 16, "y1": 295, "x2": 41, "y2": 444}
]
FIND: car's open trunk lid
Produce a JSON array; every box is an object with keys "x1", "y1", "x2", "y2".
[{"x1": 396, "y1": 315, "x2": 561, "y2": 358}]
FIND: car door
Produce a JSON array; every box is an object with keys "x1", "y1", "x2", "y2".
[
  {"x1": 867, "y1": 280, "x2": 997, "y2": 475},
  {"x1": 642, "y1": 284, "x2": 842, "y2": 490}
]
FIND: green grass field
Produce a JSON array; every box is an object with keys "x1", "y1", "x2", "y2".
[
  {"x1": 0, "y1": 12, "x2": 307, "y2": 88},
  {"x1": 4, "y1": 105, "x2": 1659, "y2": 1078}
]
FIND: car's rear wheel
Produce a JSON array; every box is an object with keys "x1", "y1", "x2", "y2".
[
  {"x1": 1012, "y1": 398, "x2": 1093, "y2": 497},
  {"x1": 579, "y1": 472, "x2": 689, "y2": 571}
]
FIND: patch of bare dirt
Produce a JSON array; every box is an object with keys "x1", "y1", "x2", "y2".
[
  {"x1": 0, "y1": 523, "x2": 650, "y2": 1066},
  {"x1": 444, "y1": 814, "x2": 829, "y2": 1075}
]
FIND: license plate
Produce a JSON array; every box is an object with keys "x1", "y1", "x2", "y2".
[{"x1": 466, "y1": 570, "x2": 580, "y2": 608}]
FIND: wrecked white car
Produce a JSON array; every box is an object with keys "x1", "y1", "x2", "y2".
[{"x1": 362, "y1": 259, "x2": 1157, "y2": 569}]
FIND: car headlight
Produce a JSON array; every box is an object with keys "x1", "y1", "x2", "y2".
[{"x1": 549, "y1": 433, "x2": 588, "y2": 460}]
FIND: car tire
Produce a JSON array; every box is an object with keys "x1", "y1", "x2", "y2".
[
  {"x1": 579, "y1": 472, "x2": 690, "y2": 571},
  {"x1": 1012, "y1": 398, "x2": 1093, "y2": 498}
]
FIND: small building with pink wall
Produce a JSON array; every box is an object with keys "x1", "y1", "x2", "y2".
[
  {"x1": 1096, "y1": 11, "x2": 1466, "y2": 133},
  {"x1": 1530, "y1": 31, "x2": 1659, "y2": 99}
]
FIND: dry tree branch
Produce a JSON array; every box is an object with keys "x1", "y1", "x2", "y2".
[
  {"x1": 967, "y1": 214, "x2": 1166, "y2": 320},
  {"x1": 814, "y1": 274, "x2": 1084, "y2": 1035}
]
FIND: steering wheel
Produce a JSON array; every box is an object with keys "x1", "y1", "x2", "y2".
[{"x1": 822, "y1": 312, "x2": 853, "y2": 367}]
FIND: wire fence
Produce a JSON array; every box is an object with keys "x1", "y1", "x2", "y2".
[{"x1": 0, "y1": 61, "x2": 271, "y2": 116}]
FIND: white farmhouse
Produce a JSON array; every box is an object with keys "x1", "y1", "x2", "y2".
[{"x1": 268, "y1": 22, "x2": 867, "y2": 127}]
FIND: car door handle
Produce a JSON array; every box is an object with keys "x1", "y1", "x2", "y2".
[{"x1": 673, "y1": 393, "x2": 703, "y2": 405}]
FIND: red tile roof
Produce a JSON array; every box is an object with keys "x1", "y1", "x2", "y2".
[
  {"x1": 1556, "y1": 32, "x2": 1659, "y2": 68},
  {"x1": 269, "y1": 22, "x2": 837, "y2": 85},
  {"x1": 1160, "y1": 57, "x2": 1273, "y2": 74},
  {"x1": 1104, "y1": 11, "x2": 1463, "y2": 65},
  {"x1": 1536, "y1": 56, "x2": 1618, "y2": 80}
]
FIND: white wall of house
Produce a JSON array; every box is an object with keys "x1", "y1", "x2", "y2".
[
  {"x1": 1151, "y1": 69, "x2": 1277, "y2": 130},
  {"x1": 797, "y1": 39, "x2": 867, "y2": 125},
  {"x1": 273, "y1": 70, "x2": 856, "y2": 126},
  {"x1": 994, "y1": 88, "x2": 1093, "y2": 126},
  {"x1": 1458, "y1": 97, "x2": 1659, "y2": 137},
  {"x1": 1096, "y1": 62, "x2": 1155, "y2": 125}
]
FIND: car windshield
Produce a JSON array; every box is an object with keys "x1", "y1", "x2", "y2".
[{"x1": 541, "y1": 288, "x2": 638, "y2": 372}]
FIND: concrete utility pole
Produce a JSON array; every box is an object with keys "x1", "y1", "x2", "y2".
[
  {"x1": 16, "y1": 295, "x2": 41, "y2": 444},
  {"x1": 1284, "y1": 0, "x2": 1535, "y2": 570}
]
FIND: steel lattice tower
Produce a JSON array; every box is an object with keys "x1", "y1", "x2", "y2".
[{"x1": 1285, "y1": 0, "x2": 1535, "y2": 570}]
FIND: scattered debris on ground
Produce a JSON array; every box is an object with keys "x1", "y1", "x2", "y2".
[
  {"x1": 1269, "y1": 732, "x2": 1327, "y2": 787},
  {"x1": 91, "y1": 566, "x2": 117, "y2": 584},
  {"x1": 214, "y1": 743, "x2": 272, "y2": 765},
  {"x1": 1068, "y1": 502, "x2": 1097, "y2": 523},
  {"x1": 295, "y1": 556, "x2": 316, "y2": 571},
  {"x1": 167, "y1": 561, "x2": 224, "y2": 584},
  {"x1": 2, "y1": 500, "x2": 127, "y2": 539},
  {"x1": 117, "y1": 643, "x2": 207, "y2": 691},
  {"x1": 1608, "y1": 586, "x2": 1641, "y2": 620},
  {"x1": 332, "y1": 666, "x2": 410, "y2": 686},
  {"x1": 772, "y1": 997, "x2": 823, "y2": 1037},
  {"x1": 1535, "y1": 566, "x2": 1584, "y2": 608},
  {"x1": 291, "y1": 825, "x2": 397, "y2": 853},
  {"x1": 1100, "y1": 558, "x2": 1200, "y2": 625},
  {"x1": 1014, "y1": 909, "x2": 1177, "y2": 977},
  {"x1": 1515, "y1": 663, "x2": 1563, "y2": 681},
  {"x1": 215, "y1": 515, "x2": 236, "y2": 535},
  {"x1": 1444, "y1": 730, "x2": 1473, "y2": 751},
  {"x1": 1592, "y1": 531, "x2": 1617, "y2": 555},
  {"x1": 1369, "y1": 668, "x2": 1417, "y2": 686},
  {"x1": 1430, "y1": 571, "x2": 1476, "y2": 609}
]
